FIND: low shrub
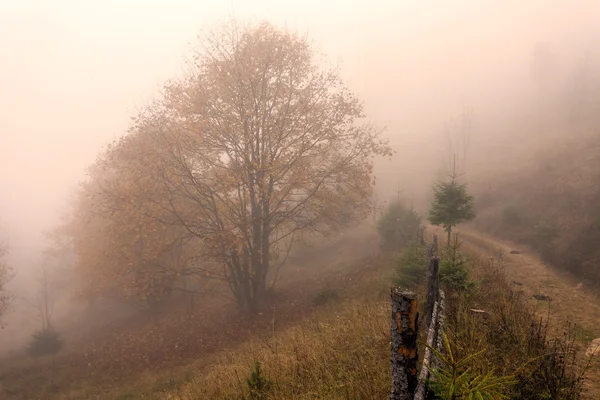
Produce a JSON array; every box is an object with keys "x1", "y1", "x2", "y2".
[
  {"x1": 313, "y1": 287, "x2": 339, "y2": 306},
  {"x1": 28, "y1": 327, "x2": 62, "y2": 357},
  {"x1": 429, "y1": 333, "x2": 516, "y2": 400},
  {"x1": 439, "y1": 258, "x2": 475, "y2": 294},
  {"x1": 439, "y1": 235, "x2": 476, "y2": 294},
  {"x1": 394, "y1": 243, "x2": 428, "y2": 288},
  {"x1": 377, "y1": 200, "x2": 423, "y2": 250},
  {"x1": 501, "y1": 205, "x2": 527, "y2": 226},
  {"x1": 244, "y1": 361, "x2": 271, "y2": 400},
  {"x1": 534, "y1": 217, "x2": 559, "y2": 242}
]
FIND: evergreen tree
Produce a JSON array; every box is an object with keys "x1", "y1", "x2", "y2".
[
  {"x1": 377, "y1": 200, "x2": 422, "y2": 250},
  {"x1": 428, "y1": 168, "x2": 475, "y2": 245}
]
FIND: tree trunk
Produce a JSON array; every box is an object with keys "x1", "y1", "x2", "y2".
[
  {"x1": 229, "y1": 249, "x2": 254, "y2": 310},
  {"x1": 446, "y1": 226, "x2": 452, "y2": 246},
  {"x1": 390, "y1": 289, "x2": 419, "y2": 400}
]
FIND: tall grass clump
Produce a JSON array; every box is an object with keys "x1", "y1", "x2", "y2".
[{"x1": 442, "y1": 257, "x2": 589, "y2": 399}]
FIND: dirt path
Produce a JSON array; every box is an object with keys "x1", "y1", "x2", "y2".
[{"x1": 438, "y1": 226, "x2": 600, "y2": 399}]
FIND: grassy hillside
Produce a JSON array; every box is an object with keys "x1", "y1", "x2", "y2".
[
  {"x1": 0, "y1": 226, "x2": 388, "y2": 399},
  {"x1": 0, "y1": 220, "x2": 592, "y2": 399},
  {"x1": 472, "y1": 127, "x2": 600, "y2": 285},
  {"x1": 119, "y1": 237, "x2": 590, "y2": 399}
]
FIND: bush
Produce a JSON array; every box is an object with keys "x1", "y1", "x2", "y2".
[
  {"x1": 28, "y1": 327, "x2": 62, "y2": 357},
  {"x1": 313, "y1": 286, "x2": 338, "y2": 306},
  {"x1": 439, "y1": 235, "x2": 476, "y2": 293},
  {"x1": 501, "y1": 205, "x2": 526, "y2": 226},
  {"x1": 394, "y1": 243, "x2": 428, "y2": 288},
  {"x1": 429, "y1": 333, "x2": 515, "y2": 400},
  {"x1": 377, "y1": 200, "x2": 422, "y2": 250},
  {"x1": 534, "y1": 217, "x2": 559, "y2": 241},
  {"x1": 439, "y1": 258, "x2": 475, "y2": 293},
  {"x1": 244, "y1": 361, "x2": 271, "y2": 400}
]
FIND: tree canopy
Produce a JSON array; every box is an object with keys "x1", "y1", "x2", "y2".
[
  {"x1": 64, "y1": 21, "x2": 391, "y2": 310},
  {"x1": 428, "y1": 178, "x2": 475, "y2": 245}
]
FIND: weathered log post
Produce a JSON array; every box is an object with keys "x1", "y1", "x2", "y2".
[
  {"x1": 426, "y1": 235, "x2": 438, "y2": 259},
  {"x1": 391, "y1": 289, "x2": 419, "y2": 400},
  {"x1": 425, "y1": 257, "x2": 440, "y2": 326},
  {"x1": 414, "y1": 299, "x2": 440, "y2": 400},
  {"x1": 433, "y1": 290, "x2": 446, "y2": 368}
]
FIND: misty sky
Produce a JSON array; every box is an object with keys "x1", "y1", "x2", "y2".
[{"x1": 1, "y1": 0, "x2": 599, "y2": 273}]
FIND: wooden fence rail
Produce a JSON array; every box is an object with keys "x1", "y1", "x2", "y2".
[{"x1": 391, "y1": 235, "x2": 445, "y2": 400}]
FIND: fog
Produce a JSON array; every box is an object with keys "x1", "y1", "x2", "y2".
[{"x1": 1, "y1": 0, "x2": 600, "y2": 355}]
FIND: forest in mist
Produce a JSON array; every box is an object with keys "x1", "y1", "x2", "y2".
[{"x1": 1, "y1": 2, "x2": 600, "y2": 398}]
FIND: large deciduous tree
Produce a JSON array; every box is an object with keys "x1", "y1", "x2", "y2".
[{"x1": 71, "y1": 21, "x2": 391, "y2": 311}]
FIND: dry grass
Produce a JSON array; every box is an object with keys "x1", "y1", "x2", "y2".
[
  {"x1": 447, "y1": 260, "x2": 586, "y2": 398},
  {"x1": 0, "y1": 299, "x2": 392, "y2": 400},
  {"x1": 123, "y1": 234, "x2": 589, "y2": 399},
  {"x1": 2, "y1": 223, "x2": 596, "y2": 399},
  {"x1": 110, "y1": 231, "x2": 595, "y2": 400},
  {"x1": 450, "y1": 226, "x2": 600, "y2": 399},
  {"x1": 0, "y1": 226, "x2": 386, "y2": 400},
  {"x1": 165, "y1": 301, "x2": 390, "y2": 400},
  {"x1": 112, "y1": 254, "x2": 396, "y2": 399},
  {"x1": 0, "y1": 229, "x2": 392, "y2": 400},
  {"x1": 0, "y1": 302, "x2": 392, "y2": 400}
]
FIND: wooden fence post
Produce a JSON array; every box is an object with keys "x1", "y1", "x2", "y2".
[
  {"x1": 426, "y1": 235, "x2": 438, "y2": 259},
  {"x1": 425, "y1": 257, "x2": 440, "y2": 326},
  {"x1": 416, "y1": 234, "x2": 443, "y2": 399},
  {"x1": 414, "y1": 299, "x2": 440, "y2": 400},
  {"x1": 433, "y1": 290, "x2": 446, "y2": 367},
  {"x1": 390, "y1": 289, "x2": 419, "y2": 400}
]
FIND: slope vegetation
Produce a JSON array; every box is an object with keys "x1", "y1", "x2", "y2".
[{"x1": 472, "y1": 127, "x2": 600, "y2": 286}]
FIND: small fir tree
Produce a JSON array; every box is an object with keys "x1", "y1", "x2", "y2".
[{"x1": 428, "y1": 160, "x2": 475, "y2": 245}]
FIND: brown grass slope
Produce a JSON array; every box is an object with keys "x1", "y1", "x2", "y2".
[
  {"x1": 122, "y1": 230, "x2": 597, "y2": 400},
  {"x1": 452, "y1": 227, "x2": 600, "y2": 399},
  {"x1": 472, "y1": 127, "x2": 600, "y2": 285},
  {"x1": 0, "y1": 226, "x2": 384, "y2": 399},
  {"x1": 2, "y1": 222, "x2": 597, "y2": 399}
]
